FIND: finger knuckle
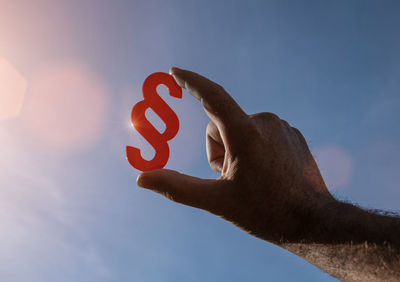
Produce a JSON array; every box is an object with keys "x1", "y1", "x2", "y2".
[
  {"x1": 251, "y1": 112, "x2": 281, "y2": 123},
  {"x1": 292, "y1": 127, "x2": 301, "y2": 134},
  {"x1": 213, "y1": 84, "x2": 226, "y2": 95},
  {"x1": 163, "y1": 191, "x2": 175, "y2": 201},
  {"x1": 292, "y1": 127, "x2": 303, "y2": 137},
  {"x1": 206, "y1": 120, "x2": 214, "y2": 130},
  {"x1": 292, "y1": 127, "x2": 308, "y2": 144},
  {"x1": 280, "y1": 119, "x2": 290, "y2": 128}
]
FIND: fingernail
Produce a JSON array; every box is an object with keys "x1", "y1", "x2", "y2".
[
  {"x1": 169, "y1": 66, "x2": 182, "y2": 75},
  {"x1": 136, "y1": 173, "x2": 148, "y2": 188}
]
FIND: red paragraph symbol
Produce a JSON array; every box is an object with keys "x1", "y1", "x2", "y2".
[{"x1": 126, "y1": 72, "x2": 182, "y2": 171}]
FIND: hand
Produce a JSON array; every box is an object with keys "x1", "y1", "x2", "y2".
[{"x1": 137, "y1": 67, "x2": 334, "y2": 243}]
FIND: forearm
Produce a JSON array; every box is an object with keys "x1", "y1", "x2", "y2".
[{"x1": 280, "y1": 200, "x2": 400, "y2": 281}]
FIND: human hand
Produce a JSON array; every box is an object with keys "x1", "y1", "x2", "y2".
[
  {"x1": 137, "y1": 67, "x2": 334, "y2": 243},
  {"x1": 136, "y1": 68, "x2": 400, "y2": 281}
]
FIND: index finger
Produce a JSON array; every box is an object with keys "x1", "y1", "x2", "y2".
[{"x1": 169, "y1": 67, "x2": 248, "y2": 130}]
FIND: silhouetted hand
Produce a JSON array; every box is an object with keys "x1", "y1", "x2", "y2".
[
  {"x1": 137, "y1": 67, "x2": 333, "y2": 243},
  {"x1": 136, "y1": 68, "x2": 400, "y2": 281}
]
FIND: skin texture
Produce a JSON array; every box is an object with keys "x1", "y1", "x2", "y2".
[{"x1": 137, "y1": 67, "x2": 400, "y2": 281}]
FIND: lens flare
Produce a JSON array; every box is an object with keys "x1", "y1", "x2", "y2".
[
  {"x1": 313, "y1": 145, "x2": 353, "y2": 190},
  {"x1": 22, "y1": 60, "x2": 108, "y2": 153}
]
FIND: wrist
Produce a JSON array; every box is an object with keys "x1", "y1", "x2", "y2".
[
  {"x1": 316, "y1": 199, "x2": 400, "y2": 247},
  {"x1": 273, "y1": 189, "x2": 338, "y2": 244}
]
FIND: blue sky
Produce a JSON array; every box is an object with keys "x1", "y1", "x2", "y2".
[{"x1": 1, "y1": 0, "x2": 399, "y2": 281}]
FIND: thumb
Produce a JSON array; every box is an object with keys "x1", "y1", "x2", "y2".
[{"x1": 137, "y1": 169, "x2": 221, "y2": 211}]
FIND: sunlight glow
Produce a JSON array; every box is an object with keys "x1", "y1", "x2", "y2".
[{"x1": 0, "y1": 58, "x2": 27, "y2": 121}]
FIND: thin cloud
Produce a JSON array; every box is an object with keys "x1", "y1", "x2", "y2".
[{"x1": 0, "y1": 127, "x2": 110, "y2": 282}]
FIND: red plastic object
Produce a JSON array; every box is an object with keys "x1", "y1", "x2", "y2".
[{"x1": 126, "y1": 72, "x2": 182, "y2": 171}]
